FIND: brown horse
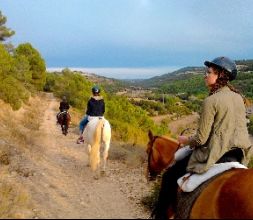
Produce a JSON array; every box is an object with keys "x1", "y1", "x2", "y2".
[
  {"x1": 147, "y1": 130, "x2": 253, "y2": 219},
  {"x1": 57, "y1": 111, "x2": 71, "y2": 135}
]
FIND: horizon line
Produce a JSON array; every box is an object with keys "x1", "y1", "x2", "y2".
[{"x1": 46, "y1": 66, "x2": 182, "y2": 79}]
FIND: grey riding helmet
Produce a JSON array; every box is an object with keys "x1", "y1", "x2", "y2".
[{"x1": 204, "y1": 56, "x2": 237, "y2": 81}]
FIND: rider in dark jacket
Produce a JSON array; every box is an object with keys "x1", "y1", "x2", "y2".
[
  {"x1": 59, "y1": 99, "x2": 70, "y2": 112},
  {"x1": 76, "y1": 86, "x2": 105, "y2": 144},
  {"x1": 57, "y1": 96, "x2": 70, "y2": 123},
  {"x1": 86, "y1": 96, "x2": 105, "y2": 116}
]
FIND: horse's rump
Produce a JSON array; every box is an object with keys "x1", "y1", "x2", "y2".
[
  {"x1": 57, "y1": 111, "x2": 71, "y2": 135},
  {"x1": 57, "y1": 111, "x2": 71, "y2": 124},
  {"x1": 191, "y1": 168, "x2": 253, "y2": 219},
  {"x1": 90, "y1": 118, "x2": 104, "y2": 171},
  {"x1": 84, "y1": 117, "x2": 111, "y2": 172},
  {"x1": 176, "y1": 169, "x2": 235, "y2": 219}
]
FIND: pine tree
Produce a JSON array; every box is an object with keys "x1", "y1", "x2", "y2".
[{"x1": 0, "y1": 11, "x2": 15, "y2": 41}]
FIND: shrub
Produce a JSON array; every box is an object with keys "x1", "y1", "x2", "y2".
[
  {"x1": 248, "y1": 115, "x2": 253, "y2": 135},
  {"x1": 0, "y1": 76, "x2": 30, "y2": 110}
]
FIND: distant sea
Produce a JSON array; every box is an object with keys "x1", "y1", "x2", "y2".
[{"x1": 46, "y1": 66, "x2": 180, "y2": 80}]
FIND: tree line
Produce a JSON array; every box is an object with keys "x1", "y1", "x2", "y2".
[{"x1": 0, "y1": 11, "x2": 46, "y2": 110}]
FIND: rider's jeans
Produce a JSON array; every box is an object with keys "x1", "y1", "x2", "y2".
[{"x1": 79, "y1": 115, "x2": 89, "y2": 133}]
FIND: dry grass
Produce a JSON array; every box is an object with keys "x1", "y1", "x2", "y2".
[
  {"x1": 0, "y1": 148, "x2": 10, "y2": 165},
  {"x1": 0, "y1": 181, "x2": 32, "y2": 218},
  {"x1": 0, "y1": 94, "x2": 48, "y2": 218},
  {"x1": 109, "y1": 141, "x2": 147, "y2": 168},
  {"x1": 0, "y1": 96, "x2": 46, "y2": 148}
]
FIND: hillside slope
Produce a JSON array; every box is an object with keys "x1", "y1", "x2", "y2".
[{"x1": 0, "y1": 93, "x2": 152, "y2": 218}]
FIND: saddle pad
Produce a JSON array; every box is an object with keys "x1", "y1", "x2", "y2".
[
  {"x1": 59, "y1": 111, "x2": 67, "y2": 115},
  {"x1": 177, "y1": 162, "x2": 247, "y2": 192},
  {"x1": 88, "y1": 116, "x2": 104, "y2": 121},
  {"x1": 175, "y1": 173, "x2": 223, "y2": 219}
]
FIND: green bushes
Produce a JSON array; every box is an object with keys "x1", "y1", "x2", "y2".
[
  {"x1": 0, "y1": 42, "x2": 46, "y2": 109},
  {"x1": 106, "y1": 95, "x2": 168, "y2": 143},
  {"x1": 233, "y1": 72, "x2": 253, "y2": 99},
  {"x1": 160, "y1": 75, "x2": 206, "y2": 96},
  {"x1": 0, "y1": 76, "x2": 29, "y2": 110},
  {"x1": 15, "y1": 43, "x2": 46, "y2": 91},
  {"x1": 0, "y1": 44, "x2": 12, "y2": 77},
  {"x1": 44, "y1": 69, "x2": 93, "y2": 109},
  {"x1": 248, "y1": 115, "x2": 253, "y2": 135},
  {"x1": 130, "y1": 95, "x2": 193, "y2": 117}
]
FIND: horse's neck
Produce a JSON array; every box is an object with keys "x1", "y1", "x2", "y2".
[{"x1": 156, "y1": 137, "x2": 179, "y2": 167}]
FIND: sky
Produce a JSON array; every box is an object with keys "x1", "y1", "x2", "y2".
[{"x1": 1, "y1": 0, "x2": 253, "y2": 79}]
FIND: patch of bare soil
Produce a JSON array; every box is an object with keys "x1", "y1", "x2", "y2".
[
  {"x1": 168, "y1": 113, "x2": 199, "y2": 136},
  {"x1": 152, "y1": 113, "x2": 199, "y2": 136},
  {"x1": 0, "y1": 94, "x2": 153, "y2": 219}
]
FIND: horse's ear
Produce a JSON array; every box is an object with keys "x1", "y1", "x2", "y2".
[{"x1": 148, "y1": 130, "x2": 154, "y2": 141}]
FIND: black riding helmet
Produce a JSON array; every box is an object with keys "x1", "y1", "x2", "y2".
[
  {"x1": 204, "y1": 56, "x2": 237, "y2": 81},
  {"x1": 92, "y1": 86, "x2": 100, "y2": 94}
]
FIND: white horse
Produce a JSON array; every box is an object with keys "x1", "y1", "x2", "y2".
[{"x1": 82, "y1": 116, "x2": 111, "y2": 172}]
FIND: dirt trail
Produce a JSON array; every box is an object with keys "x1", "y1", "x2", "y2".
[{"x1": 14, "y1": 93, "x2": 151, "y2": 219}]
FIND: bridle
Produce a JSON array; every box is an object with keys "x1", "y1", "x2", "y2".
[
  {"x1": 147, "y1": 128, "x2": 193, "y2": 179},
  {"x1": 147, "y1": 136, "x2": 181, "y2": 179}
]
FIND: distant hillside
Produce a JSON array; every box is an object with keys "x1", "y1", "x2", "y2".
[
  {"x1": 47, "y1": 61, "x2": 253, "y2": 98},
  {"x1": 236, "y1": 59, "x2": 253, "y2": 71},
  {"x1": 49, "y1": 68, "x2": 130, "y2": 93},
  {"x1": 78, "y1": 71, "x2": 128, "y2": 93},
  {"x1": 128, "y1": 67, "x2": 205, "y2": 88},
  {"x1": 125, "y1": 59, "x2": 253, "y2": 89}
]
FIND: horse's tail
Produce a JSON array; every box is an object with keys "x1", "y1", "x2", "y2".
[{"x1": 90, "y1": 119, "x2": 104, "y2": 171}]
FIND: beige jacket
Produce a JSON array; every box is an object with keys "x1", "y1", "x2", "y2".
[{"x1": 187, "y1": 86, "x2": 252, "y2": 174}]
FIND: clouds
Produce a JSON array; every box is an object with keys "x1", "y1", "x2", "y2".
[{"x1": 1, "y1": 0, "x2": 253, "y2": 79}]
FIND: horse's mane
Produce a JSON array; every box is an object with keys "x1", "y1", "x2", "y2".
[{"x1": 159, "y1": 135, "x2": 179, "y2": 145}]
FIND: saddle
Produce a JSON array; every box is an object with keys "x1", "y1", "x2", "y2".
[
  {"x1": 175, "y1": 172, "x2": 221, "y2": 219},
  {"x1": 177, "y1": 162, "x2": 247, "y2": 192},
  {"x1": 59, "y1": 110, "x2": 69, "y2": 115},
  {"x1": 88, "y1": 116, "x2": 104, "y2": 121},
  {"x1": 175, "y1": 162, "x2": 247, "y2": 218}
]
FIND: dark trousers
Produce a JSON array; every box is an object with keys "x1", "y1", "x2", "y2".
[{"x1": 152, "y1": 155, "x2": 191, "y2": 219}]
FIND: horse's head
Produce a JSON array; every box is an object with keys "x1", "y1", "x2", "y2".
[{"x1": 146, "y1": 130, "x2": 180, "y2": 181}]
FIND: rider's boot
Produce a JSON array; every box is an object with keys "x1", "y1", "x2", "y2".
[{"x1": 76, "y1": 136, "x2": 84, "y2": 144}]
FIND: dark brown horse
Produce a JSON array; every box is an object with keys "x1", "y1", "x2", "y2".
[
  {"x1": 147, "y1": 130, "x2": 253, "y2": 219},
  {"x1": 57, "y1": 111, "x2": 71, "y2": 135}
]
